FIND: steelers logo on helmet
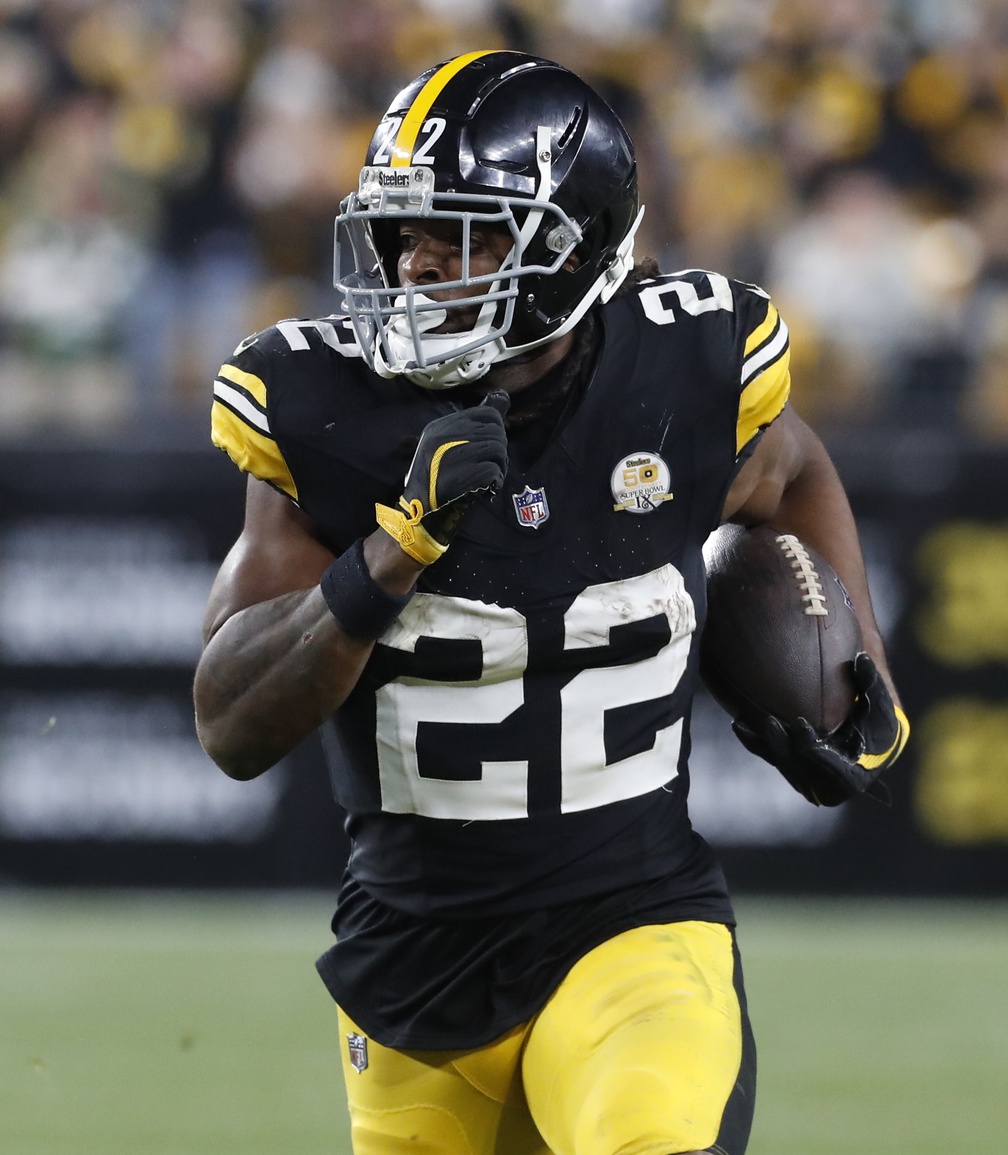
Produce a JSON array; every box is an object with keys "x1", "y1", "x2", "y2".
[
  {"x1": 332, "y1": 50, "x2": 643, "y2": 390},
  {"x1": 611, "y1": 452, "x2": 673, "y2": 514}
]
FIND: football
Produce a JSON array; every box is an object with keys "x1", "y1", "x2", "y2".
[{"x1": 699, "y1": 524, "x2": 862, "y2": 735}]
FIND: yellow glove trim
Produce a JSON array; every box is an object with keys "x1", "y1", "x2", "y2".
[
  {"x1": 427, "y1": 439, "x2": 467, "y2": 510},
  {"x1": 857, "y1": 706, "x2": 910, "y2": 771},
  {"x1": 375, "y1": 500, "x2": 447, "y2": 566}
]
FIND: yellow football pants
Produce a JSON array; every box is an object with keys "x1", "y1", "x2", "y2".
[{"x1": 337, "y1": 921, "x2": 746, "y2": 1155}]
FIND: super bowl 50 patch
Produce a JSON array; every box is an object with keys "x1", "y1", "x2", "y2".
[
  {"x1": 347, "y1": 1032, "x2": 369, "y2": 1073},
  {"x1": 611, "y1": 452, "x2": 673, "y2": 514},
  {"x1": 512, "y1": 484, "x2": 550, "y2": 528}
]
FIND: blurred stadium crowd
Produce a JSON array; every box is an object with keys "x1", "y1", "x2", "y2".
[{"x1": 2, "y1": 0, "x2": 1008, "y2": 441}]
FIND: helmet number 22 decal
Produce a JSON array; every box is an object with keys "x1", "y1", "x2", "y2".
[{"x1": 371, "y1": 116, "x2": 448, "y2": 167}]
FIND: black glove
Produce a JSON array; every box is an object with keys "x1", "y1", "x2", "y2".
[
  {"x1": 731, "y1": 653, "x2": 910, "y2": 806},
  {"x1": 375, "y1": 391, "x2": 509, "y2": 565}
]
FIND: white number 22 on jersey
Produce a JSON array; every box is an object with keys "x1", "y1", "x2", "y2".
[
  {"x1": 374, "y1": 565, "x2": 695, "y2": 821},
  {"x1": 639, "y1": 271, "x2": 734, "y2": 325}
]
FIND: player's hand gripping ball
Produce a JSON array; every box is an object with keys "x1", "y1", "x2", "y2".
[
  {"x1": 731, "y1": 653, "x2": 910, "y2": 806},
  {"x1": 700, "y1": 524, "x2": 909, "y2": 806},
  {"x1": 376, "y1": 391, "x2": 509, "y2": 565}
]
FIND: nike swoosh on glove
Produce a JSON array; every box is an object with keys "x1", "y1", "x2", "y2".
[
  {"x1": 731, "y1": 653, "x2": 910, "y2": 806},
  {"x1": 376, "y1": 391, "x2": 509, "y2": 565}
]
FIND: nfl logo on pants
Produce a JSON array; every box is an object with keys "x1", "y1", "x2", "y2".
[
  {"x1": 512, "y1": 485, "x2": 549, "y2": 528},
  {"x1": 347, "y1": 1032, "x2": 368, "y2": 1073}
]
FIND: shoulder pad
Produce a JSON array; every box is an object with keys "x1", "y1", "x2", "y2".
[
  {"x1": 733, "y1": 282, "x2": 790, "y2": 454},
  {"x1": 210, "y1": 314, "x2": 370, "y2": 499},
  {"x1": 230, "y1": 314, "x2": 364, "y2": 361},
  {"x1": 211, "y1": 325, "x2": 298, "y2": 498},
  {"x1": 628, "y1": 270, "x2": 790, "y2": 454},
  {"x1": 265, "y1": 315, "x2": 364, "y2": 359}
]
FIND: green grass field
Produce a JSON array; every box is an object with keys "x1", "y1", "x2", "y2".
[{"x1": 2, "y1": 891, "x2": 1006, "y2": 1155}]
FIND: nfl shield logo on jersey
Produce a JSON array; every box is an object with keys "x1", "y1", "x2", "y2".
[
  {"x1": 512, "y1": 485, "x2": 550, "y2": 528},
  {"x1": 347, "y1": 1032, "x2": 368, "y2": 1074}
]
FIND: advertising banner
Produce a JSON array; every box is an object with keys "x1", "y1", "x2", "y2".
[{"x1": 1, "y1": 437, "x2": 1005, "y2": 894}]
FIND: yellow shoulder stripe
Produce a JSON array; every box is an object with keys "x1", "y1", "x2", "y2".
[
  {"x1": 744, "y1": 301, "x2": 779, "y2": 357},
  {"x1": 211, "y1": 400, "x2": 298, "y2": 500},
  {"x1": 218, "y1": 362, "x2": 267, "y2": 407},
  {"x1": 392, "y1": 50, "x2": 494, "y2": 166},
  {"x1": 736, "y1": 353, "x2": 790, "y2": 455}
]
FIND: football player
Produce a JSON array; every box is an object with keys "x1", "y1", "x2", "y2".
[{"x1": 194, "y1": 50, "x2": 909, "y2": 1155}]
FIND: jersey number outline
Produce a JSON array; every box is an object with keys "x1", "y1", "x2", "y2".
[{"x1": 374, "y1": 566, "x2": 695, "y2": 821}]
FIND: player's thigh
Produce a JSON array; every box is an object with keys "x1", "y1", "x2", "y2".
[
  {"x1": 336, "y1": 1008, "x2": 552, "y2": 1155},
  {"x1": 521, "y1": 921, "x2": 756, "y2": 1155}
]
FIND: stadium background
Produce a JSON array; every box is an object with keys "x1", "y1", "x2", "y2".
[{"x1": 0, "y1": 2, "x2": 1006, "y2": 1153}]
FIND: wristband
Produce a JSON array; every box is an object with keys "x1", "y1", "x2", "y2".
[{"x1": 319, "y1": 539, "x2": 414, "y2": 640}]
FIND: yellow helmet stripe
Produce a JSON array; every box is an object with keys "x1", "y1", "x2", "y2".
[{"x1": 391, "y1": 50, "x2": 494, "y2": 166}]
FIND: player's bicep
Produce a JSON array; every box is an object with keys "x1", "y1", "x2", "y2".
[
  {"x1": 720, "y1": 404, "x2": 809, "y2": 525},
  {"x1": 202, "y1": 476, "x2": 335, "y2": 644}
]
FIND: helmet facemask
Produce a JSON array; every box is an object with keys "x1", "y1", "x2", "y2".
[
  {"x1": 332, "y1": 53, "x2": 643, "y2": 390},
  {"x1": 335, "y1": 180, "x2": 570, "y2": 387}
]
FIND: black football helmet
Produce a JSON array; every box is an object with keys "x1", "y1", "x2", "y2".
[{"x1": 334, "y1": 50, "x2": 643, "y2": 388}]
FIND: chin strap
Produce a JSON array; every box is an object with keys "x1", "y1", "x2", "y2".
[{"x1": 372, "y1": 292, "x2": 503, "y2": 389}]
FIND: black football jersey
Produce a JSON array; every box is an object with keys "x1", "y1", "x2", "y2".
[{"x1": 211, "y1": 270, "x2": 791, "y2": 921}]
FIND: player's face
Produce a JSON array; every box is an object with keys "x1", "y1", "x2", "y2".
[{"x1": 396, "y1": 220, "x2": 514, "y2": 332}]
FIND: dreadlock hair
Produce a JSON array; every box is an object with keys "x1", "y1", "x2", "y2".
[
  {"x1": 499, "y1": 256, "x2": 663, "y2": 435},
  {"x1": 617, "y1": 256, "x2": 663, "y2": 295}
]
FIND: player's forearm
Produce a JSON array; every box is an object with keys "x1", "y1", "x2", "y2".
[
  {"x1": 768, "y1": 438, "x2": 901, "y2": 708},
  {"x1": 195, "y1": 531, "x2": 425, "y2": 779},
  {"x1": 193, "y1": 587, "x2": 374, "y2": 780}
]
